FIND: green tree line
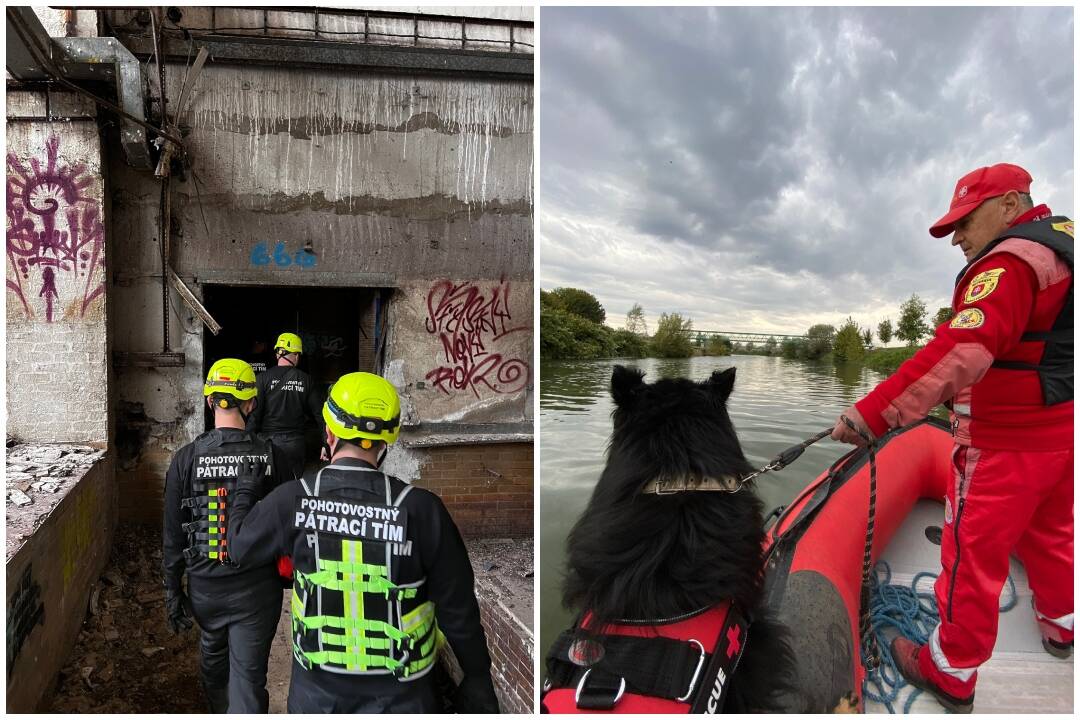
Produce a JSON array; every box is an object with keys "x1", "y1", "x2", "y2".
[{"x1": 541, "y1": 287, "x2": 943, "y2": 369}]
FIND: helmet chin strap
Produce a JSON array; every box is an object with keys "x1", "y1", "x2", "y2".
[{"x1": 238, "y1": 398, "x2": 255, "y2": 424}]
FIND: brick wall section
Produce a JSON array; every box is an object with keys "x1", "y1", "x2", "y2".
[
  {"x1": 476, "y1": 580, "x2": 534, "y2": 713},
  {"x1": 6, "y1": 458, "x2": 117, "y2": 712},
  {"x1": 5, "y1": 324, "x2": 109, "y2": 443},
  {"x1": 6, "y1": 92, "x2": 108, "y2": 446},
  {"x1": 414, "y1": 442, "x2": 533, "y2": 538}
]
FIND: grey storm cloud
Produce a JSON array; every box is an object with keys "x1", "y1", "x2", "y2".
[{"x1": 539, "y1": 6, "x2": 1074, "y2": 333}]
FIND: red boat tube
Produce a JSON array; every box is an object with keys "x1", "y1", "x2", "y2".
[{"x1": 761, "y1": 416, "x2": 953, "y2": 712}]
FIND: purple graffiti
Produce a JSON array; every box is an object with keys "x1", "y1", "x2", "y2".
[
  {"x1": 424, "y1": 278, "x2": 530, "y2": 397},
  {"x1": 7, "y1": 135, "x2": 104, "y2": 321}
]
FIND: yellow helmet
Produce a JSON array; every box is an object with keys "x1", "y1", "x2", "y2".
[
  {"x1": 323, "y1": 372, "x2": 401, "y2": 445},
  {"x1": 275, "y1": 332, "x2": 303, "y2": 355},
  {"x1": 204, "y1": 359, "x2": 257, "y2": 408}
]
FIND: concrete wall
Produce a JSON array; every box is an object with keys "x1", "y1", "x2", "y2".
[
  {"x1": 6, "y1": 90, "x2": 109, "y2": 446},
  {"x1": 110, "y1": 60, "x2": 533, "y2": 520},
  {"x1": 6, "y1": 457, "x2": 116, "y2": 712},
  {"x1": 387, "y1": 278, "x2": 532, "y2": 425}
]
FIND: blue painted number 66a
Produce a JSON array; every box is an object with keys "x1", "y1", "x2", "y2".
[{"x1": 250, "y1": 242, "x2": 317, "y2": 269}]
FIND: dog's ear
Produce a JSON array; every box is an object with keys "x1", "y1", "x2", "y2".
[
  {"x1": 706, "y1": 367, "x2": 736, "y2": 401},
  {"x1": 611, "y1": 365, "x2": 645, "y2": 407}
]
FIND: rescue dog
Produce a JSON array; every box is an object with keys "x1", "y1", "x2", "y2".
[{"x1": 560, "y1": 365, "x2": 798, "y2": 713}]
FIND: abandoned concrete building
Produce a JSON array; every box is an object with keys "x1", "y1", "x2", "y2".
[{"x1": 6, "y1": 6, "x2": 533, "y2": 713}]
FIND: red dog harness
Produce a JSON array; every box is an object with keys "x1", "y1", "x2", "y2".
[{"x1": 542, "y1": 601, "x2": 750, "y2": 713}]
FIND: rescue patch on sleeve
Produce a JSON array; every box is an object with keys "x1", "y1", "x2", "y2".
[
  {"x1": 1051, "y1": 220, "x2": 1074, "y2": 238},
  {"x1": 293, "y1": 496, "x2": 408, "y2": 543},
  {"x1": 949, "y1": 308, "x2": 985, "y2": 329},
  {"x1": 963, "y1": 268, "x2": 1005, "y2": 304}
]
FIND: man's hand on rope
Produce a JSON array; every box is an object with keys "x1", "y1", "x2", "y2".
[{"x1": 831, "y1": 406, "x2": 875, "y2": 446}]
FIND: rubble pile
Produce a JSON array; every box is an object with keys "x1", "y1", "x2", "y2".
[
  {"x1": 47, "y1": 523, "x2": 204, "y2": 713},
  {"x1": 5, "y1": 443, "x2": 106, "y2": 507},
  {"x1": 467, "y1": 537, "x2": 534, "y2": 623}
]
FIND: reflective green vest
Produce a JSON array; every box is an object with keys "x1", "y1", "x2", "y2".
[{"x1": 291, "y1": 465, "x2": 445, "y2": 679}]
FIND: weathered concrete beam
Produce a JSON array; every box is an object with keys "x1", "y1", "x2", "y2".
[{"x1": 118, "y1": 34, "x2": 533, "y2": 79}]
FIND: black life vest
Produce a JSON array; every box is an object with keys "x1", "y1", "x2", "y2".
[
  {"x1": 181, "y1": 431, "x2": 273, "y2": 563},
  {"x1": 541, "y1": 601, "x2": 750, "y2": 713},
  {"x1": 955, "y1": 216, "x2": 1073, "y2": 405}
]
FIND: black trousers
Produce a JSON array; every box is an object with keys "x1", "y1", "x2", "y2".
[
  {"x1": 286, "y1": 659, "x2": 442, "y2": 713},
  {"x1": 262, "y1": 431, "x2": 306, "y2": 483},
  {"x1": 188, "y1": 573, "x2": 283, "y2": 713}
]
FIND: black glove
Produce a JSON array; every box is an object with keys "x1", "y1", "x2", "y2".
[
  {"x1": 165, "y1": 587, "x2": 194, "y2": 635},
  {"x1": 453, "y1": 674, "x2": 500, "y2": 714},
  {"x1": 236, "y1": 457, "x2": 266, "y2": 493}
]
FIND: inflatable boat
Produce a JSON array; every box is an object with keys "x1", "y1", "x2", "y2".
[
  {"x1": 761, "y1": 416, "x2": 951, "y2": 711},
  {"x1": 542, "y1": 417, "x2": 1072, "y2": 713},
  {"x1": 762, "y1": 415, "x2": 1072, "y2": 713}
]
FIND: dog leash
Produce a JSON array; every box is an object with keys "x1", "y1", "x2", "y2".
[{"x1": 740, "y1": 427, "x2": 833, "y2": 483}]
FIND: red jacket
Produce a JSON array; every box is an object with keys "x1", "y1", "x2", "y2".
[{"x1": 856, "y1": 205, "x2": 1072, "y2": 451}]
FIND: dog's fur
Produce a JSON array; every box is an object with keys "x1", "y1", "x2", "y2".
[{"x1": 561, "y1": 365, "x2": 798, "y2": 713}]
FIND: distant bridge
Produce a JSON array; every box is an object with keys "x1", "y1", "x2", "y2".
[{"x1": 677, "y1": 330, "x2": 810, "y2": 346}]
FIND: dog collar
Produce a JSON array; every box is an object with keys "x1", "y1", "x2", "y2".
[{"x1": 641, "y1": 475, "x2": 744, "y2": 495}]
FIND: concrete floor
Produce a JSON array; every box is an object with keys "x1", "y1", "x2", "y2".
[{"x1": 267, "y1": 593, "x2": 292, "y2": 713}]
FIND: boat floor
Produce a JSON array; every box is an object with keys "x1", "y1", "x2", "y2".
[{"x1": 864, "y1": 500, "x2": 1073, "y2": 714}]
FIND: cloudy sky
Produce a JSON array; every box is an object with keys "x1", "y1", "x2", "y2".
[{"x1": 538, "y1": 6, "x2": 1074, "y2": 337}]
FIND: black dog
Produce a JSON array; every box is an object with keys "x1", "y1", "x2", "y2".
[{"x1": 559, "y1": 365, "x2": 798, "y2": 713}]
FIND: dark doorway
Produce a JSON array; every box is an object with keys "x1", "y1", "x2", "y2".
[{"x1": 200, "y1": 285, "x2": 383, "y2": 437}]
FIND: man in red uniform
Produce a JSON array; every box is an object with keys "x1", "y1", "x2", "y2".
[{"x1": 831, "y1": 163, "x2": 1073, "y2": 713}]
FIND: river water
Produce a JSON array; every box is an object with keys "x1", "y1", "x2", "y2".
[{"x1": 538, "y1": 354, "x2": 890, "y2": 669}]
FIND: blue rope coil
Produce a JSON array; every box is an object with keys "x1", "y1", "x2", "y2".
[{"x1": 861, "y1": 560, "x2": 1016, "y2": 713}]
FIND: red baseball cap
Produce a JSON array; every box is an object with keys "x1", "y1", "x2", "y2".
[{"x1": 928, "y1": 163, "x2": 1032, "y2": 238}]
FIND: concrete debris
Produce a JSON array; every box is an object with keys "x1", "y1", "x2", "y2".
[
  {"x1": 98, "y1": 662, "x2": 115, "y2": 683},
  {"x1": 466, "y1": 537, "x2": 533, "y2": 628},
  {"x1": 103, "y1": 570, "x2": 126, "y2": 589},
  {"x1": 9, "y1": 489, "x2": 32, "y2": 506},
  {"x1": 30, "y1": 447, "x2": 65, "y2": 462},
  {"x1": 136, "y1": 591, "x2": 161, "y2": 605},
  {"x1": 141, "y1": 647, "x2": 165, "y2": 658},
  {"x1": 5, "y1": 443, "x2": 105, "y2": 506},
  {"x1": 89, "y1": 585, "x2": 101, "y2": 616}
]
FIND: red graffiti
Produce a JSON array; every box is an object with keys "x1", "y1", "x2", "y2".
[
  {"x1": 7, "y1": 135, "x2": 104, "y2": 321},
  {"x1": 424, "y1": 279, "x2": 530, "y2": 397}
]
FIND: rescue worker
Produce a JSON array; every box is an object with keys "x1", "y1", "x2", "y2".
[
  {"x1": 832, "y1": 163, "x2": 1073, "y2": 713},
  {"x1": 226, "y1": 372, "x2": 501, "y2": 713},
  {"x1": 246, "y1": 332, "x2": 325, "y2": 482},
  {"x1": 162, "y1": 359, "x2": 289, "y2": 713}
]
